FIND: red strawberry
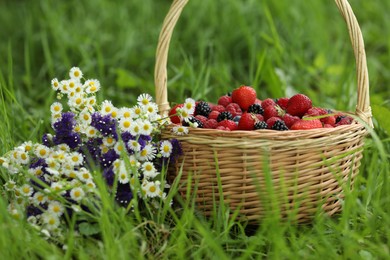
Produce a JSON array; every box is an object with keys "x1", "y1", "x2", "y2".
[
  {"x1": 195, "y1": 115, "x2": 208, "y2": 125},
  {"x1": 282, "y1": 113, "x2": 300, "y2": 128},
  {"x1": 261, "y1": 98, "x2": 276, "y2": 108},
  {"x1": 225, "y1": 103, "x2": 243, "y2": 117},
  {"x1": 286, "y1": 94, "x2": 312, "y2": 117},
  {"x1": 324, "y1": 124, "x2": 334, "y2": 128},
  {"x1": 169, "y1": 103, "x2": 184, "y2": 124},
  {"x1": 276, "y1": 97, "x2": 289, "y2": 110},
  {"x1": 218, "y1": 95, "x2": 232, "y2": 107},
  {"x1": 290, "y1": 119, "x2": 322, "y2": 130},
  {"x1": 266, "y1": 116, "x2": 282, "y2": 129},
  {"x1": 231, "y1": 86, "x2": 257, "y2": 111},
  {"x1": 238, "y1": 112, "x2": 256, "y2": 130},
  {"x1": 203, "y1": 119, "x2": 218, "y2": 129},
  {"x1": 212, "y1": 105, "x2": 226, "y2": 113},
  {"x1": 208, "y1": 111, "x2": 220, "y2": 120},
  {"x1": 218, "y1": 120, "x2": 238, "y2": 131}
]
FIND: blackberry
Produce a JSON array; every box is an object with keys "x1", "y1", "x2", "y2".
[
  {"x1": 227, "y1": 92, "x2": 232, "y2": 96},
  {"x1": 254, "y1": 121, "x2": 268, "y2": 130},
  {"x1": 335, "y1": 115, "x2": 346, "y2": 123},
  {"x1": 233, "y1": 116, "x2": 241, "y2": 123},
  {"x1": 183, "y1": 117, "x2": 204, "y2": 128},
  {"x1": 247, "y1": 104, "x2": 264, "y2": 115},
  {"x1": 271, "y1": 120, "x2": 288, "y2": 131},
  {"x1": 195, "y1": 101, "x2": 211, "y2": 117},
  {"x1": 217, "y1": 111, "x2": 233, "y2": 122}
]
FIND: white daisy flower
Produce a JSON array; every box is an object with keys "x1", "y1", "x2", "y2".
[
  {"x1": 102, "y1": 136, "x2": 116, "y2": 147},
  {"x1": 32, "y1": 191, "x2": 48, "y2": 205},
  {"x1": 59, "y1": 80, "x2": 69, "y2": 94},
  {"x1": 145, "y1": 102, "x2": 158, "y2": 115},
  {"x1": 42, "y1": 212, "x2": 60, "y2": 230},
  {"x1": 177, "y1": 107, "x2": 192, "y2": 122},
  {"x1": 19, "y1": 184, "x2": 34, "y2": 197},
  {"x1": 160, "y1": 140, "x2": 173, "y2": 157},
  {"x1": 172, "y1": 125, "x2": 189, "y2": 135},
  {"x1": 101, "y1": 100, "x2": 115, "y2": 115},
  {"x1": 51, "y1": 113, "x2": 62, "y2": 125},
  {"x1": 50, "y1": 102, "x2": 63, "y2": 115},
  {"x1": 119, "y1": 107, "x2": 133, "y2": 119},
  {"x1": 128, "y1": 155, "x2": 140, "y2": 168},
  {"x1": 139, "y1": 120, "x2": 153, "y2": 136},
  {"x1": 137, "y1": 93, "x2": 153, "y2": 107},
  {"x1": 118, "y1": 170, "x2": 129, "y2": 184},
  {"x1": 68, "y1": 94, "x2": 85, "y2": 109},
  {"x1": 84, "y1": 79, "x2": 100, "y2": 94},
  {"x1": 17, "y1": 151, "x2": 30, "y2": 165},
  {"x1": 110, "y1": 107, "x2": 119, "y2": 119},
  {"x1": 128, "y1": 139, "x2": 141, "y2": 152},
  {"x1": 28, "y1": 166, "x2": 44, "y2": 177},
  {"x1": 138, "y1": 144, "x2": 157, "y2": 161},
  {"x1": 21, "y1": 141, "x2": 33, "y2": 152},
  {"x1": 141, "y1": 162, "x2": 158, "y2": 179},
  {"x1": 69, "y1": 152, "x2": 84, "y2": 166},
  {"x1": 46, "y1": 157, "x2": 60, "y2": 171},
  {"x1": 57, "y1": 143, "x2": 70, "y2": 152},
  {"x1": 4, "y1": 180, "x2": 16, "y2": 191},
  {"x1": 70, "y1": 187, "x2": 85, "y2": 202},
  {"x1": 69, "y1": 67, "x2": 83, "y2": 81},
  {"x1": 85, "y1": 181, "x2": 96, "y2": 190},
  {"x1": 86, "y1": 96, "x2": 97, "y2": 109},
  {"x1": 119, "y1": 118, "x2": 132, "y2": 132},
  {"x1": 50, "y1": 182, "x2": 66, "y2": 195},
  {"x1": 0, "y1": 156, "x2": 8, "y2": 168},
  {"x1": 114, "y1": 142, "x2": 125, "y2": 155},
  {"x1": 85, "y1": 126, "x2": 99, "y2": 138},
  {"x1": 129, "y1": 120, "x2": 142, "y2": 136},
  {"x1": 144, "y1": 181, "x2": 161, "y2": 198},
  {"x1": 183, "y1": 98, "x2": 196, "y2": 114},
  {"x1": 34, "y1": 144, "x2": 51, "y2": 158},
  {"x1": 132, "y1": 105, "x2": 143, "y2": 118},
  {"x1": 48, "y1": 201, "x2": 64, "y2": 216},
  {"x1": 51, "y1": 78, "x2": 60, "y2": 91},
  {"x1": 79, "y1": 109, "x2": 92, "y2": 125},
  {"x1": 78, "y1": 168, "x2": 92, "y2": 183},
  {"x1": 67, "y1": 79, "x2": 78, "y2": 91}
]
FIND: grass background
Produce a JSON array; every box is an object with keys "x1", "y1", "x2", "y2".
[{"x1": 0, "y1": 0, "x2": 389, "y2": 259}]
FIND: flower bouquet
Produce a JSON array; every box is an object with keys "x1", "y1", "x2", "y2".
[{"x1": 0, "y1": 67, "x2": 182, "y2": 241}]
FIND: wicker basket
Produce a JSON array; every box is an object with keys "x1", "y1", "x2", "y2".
[{"x1": 154, "y1": 0, "x2": 373, "y2": 223}]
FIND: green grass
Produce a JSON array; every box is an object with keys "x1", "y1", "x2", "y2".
[{"x1": 1, "y1": 0, "x2": 389, "y2": 259}]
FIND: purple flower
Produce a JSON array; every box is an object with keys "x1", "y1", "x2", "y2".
[
  {"x1": 121, "y1": 131, "x2": 134, "y2": 143},
  {"x1": 42, "y1": 133, "x2": 53, "y2": 147},
  {"x1": 53, "y1": 132, "x2": 81, "y2": 149},
  {"x1": 29, "y1": 158, "x2": 47, "y2": 169},
  {"x1": 169, "y1": 138, "x2": 183, "y2": 163},
  {"x1": 103, "y1": 167, "x2": 115, "y2": 186},
  {"x1": 79, "y1": 138, "x2": 103, "y2": 166},
  {"x1": 53, "y1": 112, "x2": 76, "y2": 136},
  {"x1": 91, "y1": 113, "x2": 118, "y2": 139},
  {"x1": 100, "y1": 149, "x2": 119, "y2": 169},
  {"x1": 26, "y1": 204, "x2": 44, "y2": 217},
  {"x1": 115, "y1": 184, "x2": 133, "y2": 207}
]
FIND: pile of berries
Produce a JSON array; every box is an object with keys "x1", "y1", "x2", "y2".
[{"x1": 169, "y1": 86, "x2": 354, "y2": 131}]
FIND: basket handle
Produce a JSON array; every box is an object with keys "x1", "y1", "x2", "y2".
[{"x1": 154, "y1": 0, "x2": 373, "y2": 127}]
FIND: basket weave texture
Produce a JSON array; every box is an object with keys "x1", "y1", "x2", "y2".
[{"x1": 154, "y1": 0, "x2": 373, "y2": 223}]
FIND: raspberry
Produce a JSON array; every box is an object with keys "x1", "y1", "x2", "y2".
[
  {"x1": 321, "y1": 115, "x2": 336, "y2": 126},
  {"x1": 282, "y1": 113, "x2": 300, "y2": 128},
  {"x1": 218, "y1": 95, "x2": 232, "y2": 107},
  {"x1": 271, "y1": 120, "x2": 288, "y2": 131},
  {"x1": 247, "y1": 103, "x2": 264, "y2": 115},
  {"x1": 203, "y1": 119, "x2": 218, "y2": 129},
  {"x1": 218, "y1": 120, "x2": 238, "y2": 131},
  {"x1": 266, "y1": 117, "x2": 282, "y2": 129},
  {"x1": 217, "y1": 111, "x2": 233, "y2": 122},
  {"x1": 212, "y1": 105, "x2": 226, "y2": 113},
  {"x1": 225, "y1": 103, "x2": 242, "y2": 117},
  {"x1": 216, "y1": 126, "x2": 230, "y2": 131},
  {"x1": 261, "y1": 98, "x2": 276, "y2": 108},
  {"x1": 183, "y1": 117, "x2": 204, "y2": 128},
  {"x1": 195, "y1": 115, "x2": 208, "y2": 125},
  {"x1": 208, "y1": 111, "x2": 220, "y2": 120},
  {"x1": 254, "y1": 121, "x2": 268, "y2": 130},
  {"x1": 195, "y1": 101, "x2": 212, "y2": 117}
]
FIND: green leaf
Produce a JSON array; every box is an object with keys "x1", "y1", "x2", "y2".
[
  {"x1": 78, "y1": 222, "x2": 101, "y2": 236},
  {"x1": 372, "y1": 104, "x2": 390, "y2": 135}
]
